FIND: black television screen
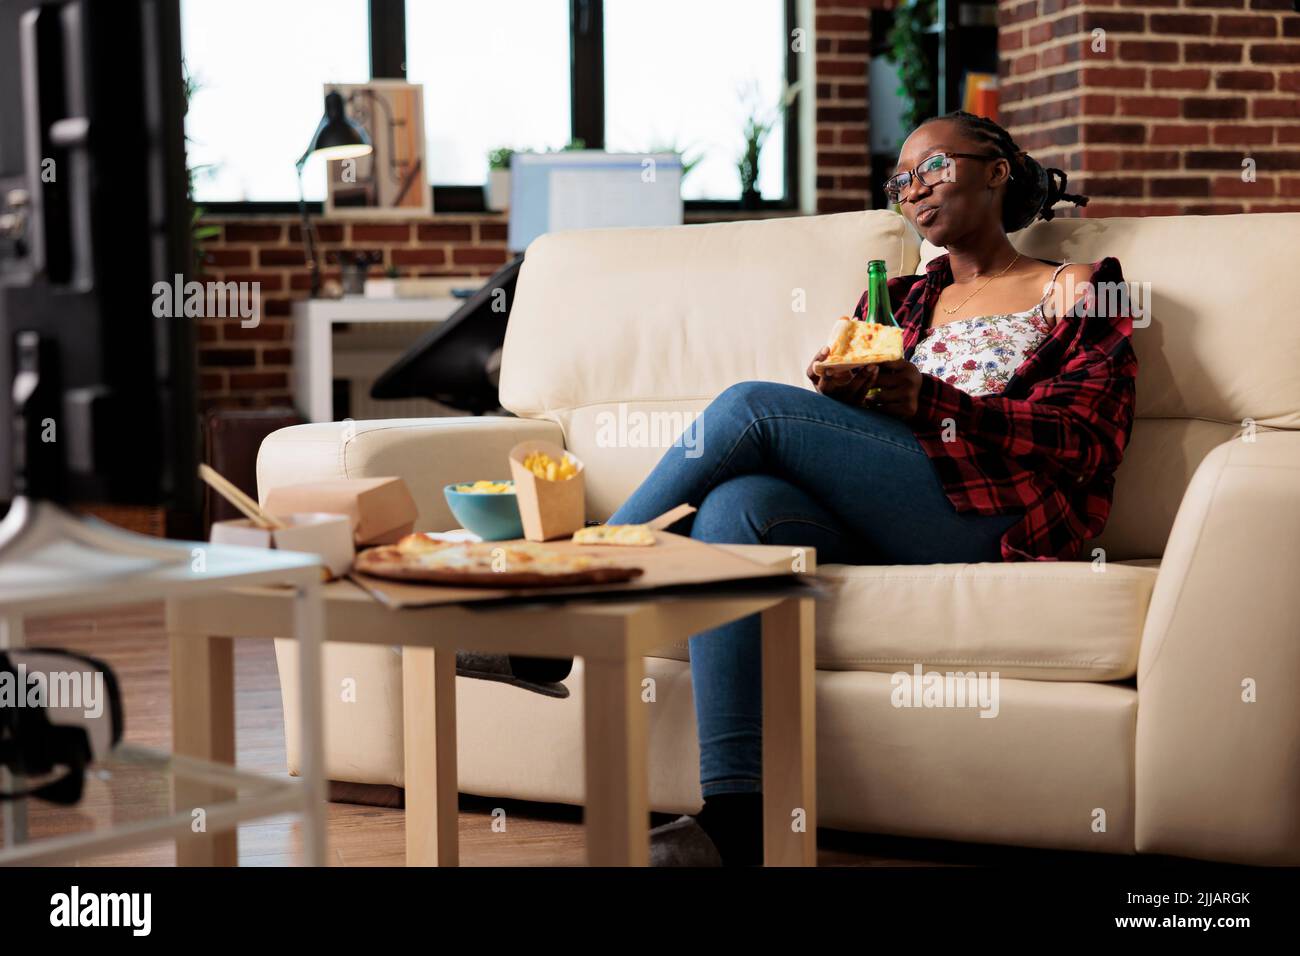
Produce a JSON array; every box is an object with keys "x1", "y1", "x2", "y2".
[{"x1": 0, "y1": 0, "x2": 196, "y2": 516}]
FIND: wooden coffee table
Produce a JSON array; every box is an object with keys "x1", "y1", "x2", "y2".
[{"x1": 168, "y1": 542, "x2": 817, "y2": 866}]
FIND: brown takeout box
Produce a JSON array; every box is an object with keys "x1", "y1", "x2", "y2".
[
  {"x1": 262, "y1": 477, "x2": 418, "y2": 546},
  {"x1": 508, "y1": 440, "x2": 585, "y2": 542}
]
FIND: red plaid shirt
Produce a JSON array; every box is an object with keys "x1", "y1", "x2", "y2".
[{"x1": 851, "y1": 254, "x2": 1138, "y2": 562}]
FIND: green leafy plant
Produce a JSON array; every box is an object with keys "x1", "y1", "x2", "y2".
[
  {"x1": 648, "y1": 138, "x2": 704, "y2": 182},
  {"x1": 487, "y1": 139, "x2": 585, "y2": 172},
  {"x1": 182, "y1": 62, "x2": 219, "y2": 273},
  {"x1": 736, "y1": 80, "x2": 801, "y2": 199},
  {"x1": 887, "y1": 0, "x2": 938, "y2": 135}
]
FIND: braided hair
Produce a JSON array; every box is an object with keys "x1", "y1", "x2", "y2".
[{"x1": 919, "y1": 110, "x2": 1090, "y2": 233}]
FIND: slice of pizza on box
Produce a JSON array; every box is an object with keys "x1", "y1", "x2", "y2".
[
  {"x1": 814, "y1": 317, "x2": 904, "y2": 373},
  {"x1": 571, "y1": 523, "x2": 656, "y2": 547}
]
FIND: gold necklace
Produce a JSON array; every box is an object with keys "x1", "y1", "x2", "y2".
[{"x1": 940, "y1": 253, "x2": 1022, "y2": 315}]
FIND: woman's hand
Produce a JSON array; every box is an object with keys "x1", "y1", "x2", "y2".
[
  {"x1": 867, "y1": 359, "x2": 923, "y2": 420},
  {"x1": 807, "y1": 347, "x2": 882, "y2": 405}
]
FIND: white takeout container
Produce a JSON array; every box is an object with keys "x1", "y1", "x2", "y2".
[{"x1": 209, "y1": 512, "x2": 355, "y2": 579}]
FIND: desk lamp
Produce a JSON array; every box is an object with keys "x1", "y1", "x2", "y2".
[{"x1": 296, "y1": 89, "x2": 372, "y2": 297}]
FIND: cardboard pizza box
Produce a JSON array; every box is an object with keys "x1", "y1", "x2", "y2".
[
  {"x1": 210, "y1": 512, "x2": 353, "y2": 580},
  {"x1": 350, "y1": 529, "x2": 823, "y2": 609},
  {"x1": 262, "y1": 477, "x2": 417, "y2": 546},
  {"x1": 508, "y1": 440, "x2": 585, "y2": 542}
]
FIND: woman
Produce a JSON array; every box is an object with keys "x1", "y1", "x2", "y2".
[{"x1": 604, "y1": 110, "x2": 1140, "y2": 866}]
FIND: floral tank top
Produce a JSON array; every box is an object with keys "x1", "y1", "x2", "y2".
[{"x1": 908, "y1": 262, "x2": 1072, "y2": 397}]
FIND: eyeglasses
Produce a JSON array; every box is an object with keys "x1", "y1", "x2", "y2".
[{"x1": 884, "y1": 151, "x2": 1007, "y2": 204}]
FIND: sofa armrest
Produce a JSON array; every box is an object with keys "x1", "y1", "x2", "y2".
[
  {"x1": 256, "y1": 416, "x2": 564, "y2": 532},
  {"x1": 1135, "y1": 431, "x2": 1300, "y2": 864}
]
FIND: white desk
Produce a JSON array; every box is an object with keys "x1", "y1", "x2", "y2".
[{"x1": 292, "y1": 296, "x2": 461, "y2": 423}]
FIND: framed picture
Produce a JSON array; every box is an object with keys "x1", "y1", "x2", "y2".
[{"x1": 324, "y1": 81, "x2": 432, "y2": 219}]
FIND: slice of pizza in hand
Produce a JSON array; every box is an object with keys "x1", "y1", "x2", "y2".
[
  {"x1": 571, "y1": 523, "x2": 656, "y2": 547},
  {"x1": 815, "y1": 317, "x2": 904, "y2": 373}
]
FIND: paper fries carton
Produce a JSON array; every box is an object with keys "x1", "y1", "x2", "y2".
[{"x1": 508, "y1": 440, "x2": 585, "y2": 542}]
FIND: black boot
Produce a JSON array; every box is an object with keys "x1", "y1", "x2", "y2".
[
  {"x1": 649, "y1": 792, "x2": 764, "y2": 867},
  {"x1": 695, "y1": 792, "x2": 764, "y2": 866}
]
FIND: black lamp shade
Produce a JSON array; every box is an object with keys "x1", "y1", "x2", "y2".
[{"x1": 302, "y1": 89, "x2": 372, "y2": 163}]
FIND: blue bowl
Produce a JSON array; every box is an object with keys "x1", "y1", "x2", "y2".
[{"x1": 443, "y1": 481, "x2": 524, "y2": 541}]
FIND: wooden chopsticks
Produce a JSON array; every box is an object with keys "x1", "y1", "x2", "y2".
[{"x1": 198, "y1": 463, "x2": 286, "y2": 531}]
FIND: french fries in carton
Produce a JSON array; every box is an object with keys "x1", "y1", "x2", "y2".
[{"x1": 508, "y1": 439, "x2": 586, "y2": 542}]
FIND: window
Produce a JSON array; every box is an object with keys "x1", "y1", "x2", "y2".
[
  {"x1": 404, "y1": 0, "x2": 572, "y2": 187},
  {"x1": 182, "y1": 0, "x2": 370, "y2": 202},
  {"x1": 604, "y1": 0, "x2": 789, "y2": 201},
  {"x1": 183, "y1": 0, "x2": 798, "y2": 208}
]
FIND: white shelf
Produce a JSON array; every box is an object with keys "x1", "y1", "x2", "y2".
[{"x1": 294, "y1": 296, "x2": 462, "y2": 323}]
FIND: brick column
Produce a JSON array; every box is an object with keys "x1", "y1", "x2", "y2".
[
  {"x1": 999, "y1": 0, "x2": 1300, "y2": 218},
  {"x1": 815, "y1": 0, "x2": 880, "y2": 212}
]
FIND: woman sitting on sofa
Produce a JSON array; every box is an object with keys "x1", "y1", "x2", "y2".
[{"x1": 599, "y1": 110, "x2": 1141, "y2": 866}]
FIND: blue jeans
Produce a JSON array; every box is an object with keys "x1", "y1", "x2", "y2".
[{"x1": 607, "y1": 380, "x2": 1020, "y2": 797}]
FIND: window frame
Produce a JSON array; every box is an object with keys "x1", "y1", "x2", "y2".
[{"x1": 199, "y1": 0, "x2": 800, "y2": 215}]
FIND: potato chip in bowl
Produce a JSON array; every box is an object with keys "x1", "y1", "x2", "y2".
[
  {"x1": 452, "y1": 479, "x2": 516, "y2": 494},
  {"x1": 444, "y1": 480, "x2": 523, "y2": 540}
]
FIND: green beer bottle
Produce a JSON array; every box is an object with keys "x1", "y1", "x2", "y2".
[
  {"x1": 862, "y1": 260, "x2": 896, "y2": 403},
  {"x1": 865, "y1": 259, "x2": 898, "y2": 327}
]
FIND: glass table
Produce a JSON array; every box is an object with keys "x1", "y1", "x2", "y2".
[
  {"x1": 1, "y1": 498, "x2": 327, "y2": 866},
  {"x1": 1, "y1": 744, "x2": 304, "y2": 866}
]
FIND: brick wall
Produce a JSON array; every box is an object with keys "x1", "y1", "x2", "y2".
[
  {"x1": 998, "y1": 0, "x2": 1300, "y2": 218},
  {"x1": 196, "y1": 215, "x2": 508, "y2": 410}
]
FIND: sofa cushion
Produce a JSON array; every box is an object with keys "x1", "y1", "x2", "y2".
[
  {"x1": 1088, "y1": 418, "x2": 1239, "y2": 560},
  {"x1": 649, "y1": 560, "x2": 1157, "y2": 682},
  {"x1": 256, "y1": 416, "x2": 565, "y2": 532}
]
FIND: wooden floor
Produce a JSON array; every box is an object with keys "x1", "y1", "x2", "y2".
[{"x1": 11, "y1": 603, "x2": 1100, "y2": 867}]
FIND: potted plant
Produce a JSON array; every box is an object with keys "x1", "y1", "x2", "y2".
[
  {"x1": 486, "y1": 140, "x2": 588, "y2": 212},
  {"x1": 736, "y1": 80, "x2": 800, "y2": 209},
  {"x1": 182, "y1": 62, "x2": 220, "y2": 273},
  {"x1": 887, "y1": 0, "x2": 938, "y2": 132},
  {"x1": 649, "y1": 138, "x2": 704, "y2": 186},
  {"x1": 486, "y1": 147, "x2": 515, "y2": 212}
]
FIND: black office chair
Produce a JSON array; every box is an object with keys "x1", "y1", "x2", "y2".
[{"x1": 369, "y1": 254, "x2": 524, "y2": 415}]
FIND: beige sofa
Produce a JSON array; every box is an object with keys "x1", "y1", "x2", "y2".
[{"x1": 259, "y1": 209, "x2": 1300, "y2": 866}]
